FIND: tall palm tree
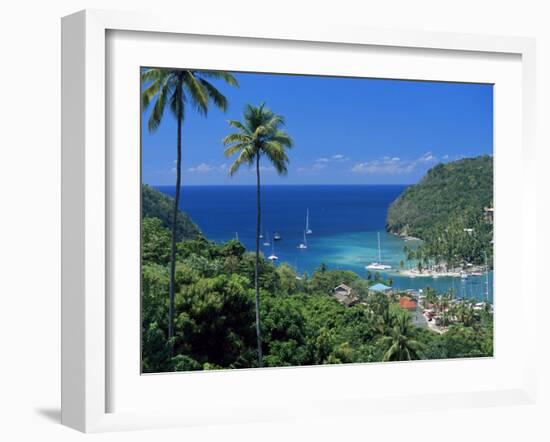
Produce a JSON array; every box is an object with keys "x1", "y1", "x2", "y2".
[
  {"x1": 141, "y1": 68, "x2": 238, "y2": 351},
  {"x1": 381, "y1": 311, "x2": 424, "y2": 361},
  {"x1": 223, "y1": 103, "x2": 293, "y2": 367}
]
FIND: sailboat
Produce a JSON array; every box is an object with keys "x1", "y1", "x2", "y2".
[
  {"x1": 273, "y1": 231, "x2": 282, "y2": 241},
  {"x1": 365, "y1": 232, "x2": 392, "y2": 270},
  {"x1": 298, "y1": 230, "x2": 307, "y2": 249},
  {"x1": 263, "y1": 231, "x2": 271, "y2": 247},
  {"x1": 267, "y1": 241, "x2": 278, "y2": 261},
  {"x1": 305, "y1": 208, "x2": 313, "y2": 235}
]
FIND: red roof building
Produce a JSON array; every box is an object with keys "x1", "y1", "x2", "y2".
[{"x1": 399, "y1": 296, "x2": 418, "y2": 311}]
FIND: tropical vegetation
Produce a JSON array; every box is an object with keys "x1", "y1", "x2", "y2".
[
  {"x1": 141, "y1": 190, "x2": 493, "y2": 372},
  {"x1": 141, "y1": 68, "x2": 238, "y2": 348}
]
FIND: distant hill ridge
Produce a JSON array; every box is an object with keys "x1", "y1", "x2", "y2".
[
  {"x1": 142, "y1": 184, "x2": 202, "y2": 241},
  {"x1": 385, "y1": 155, "x2": 493, "y2": 239}
]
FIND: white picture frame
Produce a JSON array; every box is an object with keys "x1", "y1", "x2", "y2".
[{"x1": 61, "y1": 9, "x2": 537, "y2": 433}]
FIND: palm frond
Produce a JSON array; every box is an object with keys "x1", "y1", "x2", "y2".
[
  {"x1": 264, "y1": 113, "x2": 285, "y2": 131},
  {"x1": 198, "y1": 71, "x2": 239, "y2": 88},
  {"x1": 228, "y1": 147, "x2": 255, "y2": 176},
  {"x1": 148, "y1": 81, "x2": 169, "y2": 132},
  {"x1": 224, "y1": 142, "x2": 252, "y2": 158},
  {"x1": 270, "y1": 130, "x2": 294, "y2": 148},
  {"x1": 222, "y1": 133, "x2": 251, "y2": 146},
  {"x1": 141, "y1": 81, "x2": 160, "y2": 109},
  {"x1": 262, "y1": 141, "x2": 289, "y2": 175},
  {"x1": 227, "y1": 119, "x2": 252, "y2": 135},
  {"x1": 199, "y1": 79, "x2": 228, "y2": 112},
  {"x1": 183, "y1": 72, "x2": 209, "y2": 115},
  {"x1": 140, "y1": 68, "x2": 169, "y2": 84}
]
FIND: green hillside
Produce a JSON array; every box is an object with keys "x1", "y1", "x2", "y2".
[
  {"x1": 386, "y1": 155, "x2": 493, "y2": 239},
  {"x1": 142, "y1": 184, "x2": 202, "y2": 241}
]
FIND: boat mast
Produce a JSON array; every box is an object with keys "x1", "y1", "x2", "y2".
[{"x1": 377, "y1": 232, "x2": 382, "y2": 263}]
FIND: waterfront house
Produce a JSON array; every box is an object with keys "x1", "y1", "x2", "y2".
[
  {"x1": 331, "y1": 284, "x2": 358, "y2": 307},
  {"x1": 399, "y1": 296, "x2": 418, "y2": 311}
]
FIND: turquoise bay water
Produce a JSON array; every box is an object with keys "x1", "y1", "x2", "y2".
[{"x1": 156, "y1": 185, "x2": 493, "y2": 302}]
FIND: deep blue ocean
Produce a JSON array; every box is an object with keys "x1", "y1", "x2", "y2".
[{"x1": 155, "y1": 185, "x2": 493, "y2": 302}]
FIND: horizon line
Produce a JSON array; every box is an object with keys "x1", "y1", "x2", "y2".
[{"x1": 144, "y1": 183, "x2": 414, "y2": 187}]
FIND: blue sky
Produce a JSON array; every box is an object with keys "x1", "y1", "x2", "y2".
[{"x1": 141, "y1": 71, "x2": 493, "y2": 185}]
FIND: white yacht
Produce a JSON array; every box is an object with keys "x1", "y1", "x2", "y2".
[
  {"x1": 267, "y1": 242, "x2": 278, "y2": 261},
  {"x1": 366, "y1": 232, "x2": 392, "y2": 270},
  {"x1": 298, "y1": 230, "x2": 308, "y2": 249},
  {"x1": 306, "y1": 208, "x2": 313, "y2": 235}
]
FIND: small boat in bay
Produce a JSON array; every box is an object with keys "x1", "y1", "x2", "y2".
[
  {"x1": 306, "y1": 208, "x2": 313, "y2": 235},
  {"x1": 298, "y1": 230, "x2": 308, "y2": 249},
  {"x1": 263, "y1": 231, "x2": 270, "y2": 247},
  {"x1": 366, "y1": 232, "x2": 392, "y2": 270},
  {"x1": 268, "y1": 242, "x2": 278, "y2": 261},
  {"x1": 273, "y1": 232, "x2": 282, "y2": 241}
]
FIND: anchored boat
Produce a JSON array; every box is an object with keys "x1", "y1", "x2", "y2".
[
  {"x1": 306, "y1": 208, "x2": 312, "y2": 235},
  {"x1": 366, "y1": 232, "x2": 392, "y2": 270},
  {"x1": 298, "y1": 230, "x2": 308, "y2": 249}
]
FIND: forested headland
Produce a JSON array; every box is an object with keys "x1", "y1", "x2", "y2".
[{"x1": 386, "y1": 156, "x2": 494, "y2": 268}]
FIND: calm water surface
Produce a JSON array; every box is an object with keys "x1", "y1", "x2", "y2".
[{"x1": 155, "y1": 185, "x2": 493, "y2": 301}]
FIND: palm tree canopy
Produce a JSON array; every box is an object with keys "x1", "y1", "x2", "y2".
[
  {"x1": 141, "y1": 68, "x2": 239, "y2": 132},
  {"x1": 381, "y1": 311, "x2": 424, "y2": 362},
  {"x1": 222, "y1": 103, "x2": 293, "y2": 175}
]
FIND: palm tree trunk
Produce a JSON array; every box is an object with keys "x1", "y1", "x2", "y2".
[
  {"x1": 254, "y1": 154, "x2": 263, "y2": 367},
  {"x1": 168, "y1": 112, "x2": 182, "y2": 356}
]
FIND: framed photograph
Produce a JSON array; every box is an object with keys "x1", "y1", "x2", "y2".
[{"x1": 61, "y1": 9, "x2": 537, "y2": 432}]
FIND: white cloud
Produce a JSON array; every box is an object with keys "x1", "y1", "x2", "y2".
[
  {"x1": 418, "y1": 152, "x2": 436, "y2": 163},
  {"x1": 331, "y1": 154, "x2": 347, "y2": 161},
  {"x1": 300, "y1": 153, "x2": 348, "y2": 173},
  {"x1": 351, "y1": 152, "x2": 438, "y2": 176},
  {"x1": 351, "y1": 160, "x2": 414, "y2": 175},
  {"x1": 315, "y1": 153, "x2": 348, "y2": 164},
  {"x1": 187, "y1": 162, "x2": 230, "y2": 173},
  {"x1": 188, "y1": 163, "x2": 214, "y2": 173},
  {"x1": 311, "y1": 163, "x2": 326, "y2": 171}
]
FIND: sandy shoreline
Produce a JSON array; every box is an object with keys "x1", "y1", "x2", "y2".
[{"x1": 393, "y1": 268, "x2": 486, "y2": 279}]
